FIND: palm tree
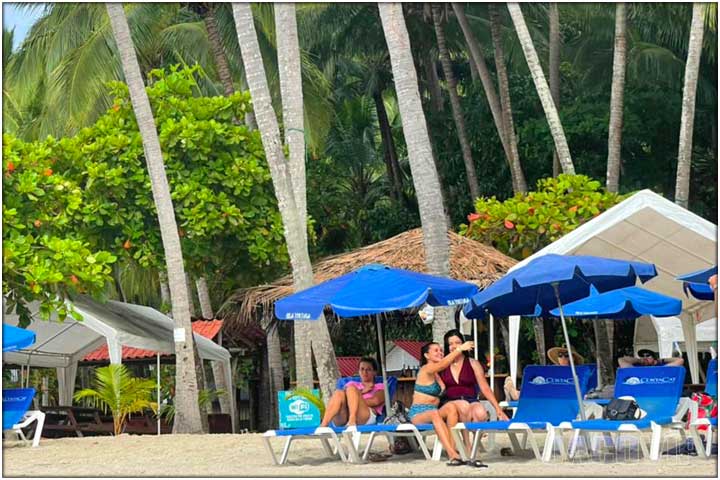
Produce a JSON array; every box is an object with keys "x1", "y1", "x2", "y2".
[
  {"x1": 507, "y1": 3, "x2": 575, "y2": 175},
  {"x1": 431, "y1": 4, "x2": 480, "y2": 202},
  {"x1": 606, "y1": 3, "x2": 627, "y2": 193},
  {"x1": 231, "y1": 3, "x2": 339, "y2": 398},
  {"x1": 105, "y1": 2, "x2": 204, "y2": 434},
  {"x1": 378, "y1": 3, "x2": 453, "y2": 341},
  {"x1": 549, "y1": 3, "x2": 561, "y2": 177},
  {"x1": 487, "y1": 4, "x2": 528, "y2": 194},
  {"x1": 74, "y1": 364, "x2": 157, "y2": 436},
  {"x1": 675, "y1": 3, "x2": 706, "y2": 209},
  {"x1": 452, "y1": 3, "x2": 527, "y2": 195}
]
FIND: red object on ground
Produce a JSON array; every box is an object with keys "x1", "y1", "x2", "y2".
[{"x1": 83, "y1": 320, "x2": 223, "y2": 362}]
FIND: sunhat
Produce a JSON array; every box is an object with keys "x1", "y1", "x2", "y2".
[{"x1": 547, "y1": 346, "x2": 584, "y2": 365}]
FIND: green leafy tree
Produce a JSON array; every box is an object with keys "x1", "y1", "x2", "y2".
[
  {"x1": 461, "y1": 174, "x2": 627, "y2": 260},
  {"x1": 2, "y1": 134, "x2": 117, "y2": 326},
  {"x1": 74, "y1": 364, "x2": 157, "y2": 436}
]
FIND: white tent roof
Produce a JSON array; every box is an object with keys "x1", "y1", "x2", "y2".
[
  {"x1": 508, "y1": 189, "x2": 717, "y2": 383},
  {"x1": 634, "y1": 316, "x2": 717, "y2": 359},
  {"x1": 3, "y1": 295, "x2": 230, "y2": 367}
]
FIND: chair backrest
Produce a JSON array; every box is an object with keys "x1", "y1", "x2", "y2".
[
  {"x1": 614, "y1": 366, "x2": 685, "y2": 418},
  {"x1": 514, "y1": 366, "x2": 594, "y2": 424},
  {"x1": 2, "y1": 388, "x2": 36, "y2": 430},
  {"x1": 705, "y1": 358, "x2": 717, "y2": 397},
  {"x1": 581, "y1": 364, "x2": 599, "y2": 392}
]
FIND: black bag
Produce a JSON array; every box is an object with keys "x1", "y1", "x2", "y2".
[
  {"x1": 603, "y1": 398, "x2": 640, "y2": 421},
  {"x1": 383, "y1": 401, "x2": 412, "y2": 455}
]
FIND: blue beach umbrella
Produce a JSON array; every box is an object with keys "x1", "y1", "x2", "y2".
[
  {"x1": 676, "y1": 266, "x2": 717, "y2": 301},
  {"x1": 549, "y1": 286, "x2": 682, "y2": 319},
  {"x1": 2, "y1": 324, "x2": 36, "y2": 352},
  {"x1": 275, "y1": 263, "x2": 479, "y2": 415},
  {"x1": 463, "y1": 254, "x2": 657, "y2": 419}
]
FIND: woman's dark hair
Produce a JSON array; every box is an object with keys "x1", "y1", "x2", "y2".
[
  {"x1": 420, "y1": 342, "x2": 440, "y2": 366},
  {"x1": 443, "y1": 329, "x2": 469, "y2": 358},
  {"x1": 359, "y1": 356, "x2": 379, "y2": 373}
]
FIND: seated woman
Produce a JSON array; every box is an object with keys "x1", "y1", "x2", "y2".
[
  {"x1": 503, "y1": 346, "x2": 583, "y2": 401},
  {"x1": 409, "y1": 340, "x2": 486, "y2": 467},
  {"x1": 320, "y1": 357, "x2": 385, "y2": 427},
  {"x1": 439, "y1": 330, "x2": 508, "y2": 449}
]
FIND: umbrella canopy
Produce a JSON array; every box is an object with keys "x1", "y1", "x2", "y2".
[
  {"x1": 275, "y1": 263, "x2": 479, "y2": 321},
  {"x1": 549, "y1": 286, "x2": 682, "y2": 319},
  {"x1": 463, "y1": 254, "x2": 658, "y2": 319},
  {"x1": 2, "y1": 324, "x2": 36, "y2": 352},
  {"x1": 677, "y1": 266, "x2": 717, "y2": 301}
]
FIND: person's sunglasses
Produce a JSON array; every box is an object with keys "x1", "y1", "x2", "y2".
[
  {"x1": 557, "y1": 353, "x2": 569, "y2": 358},
  {"x1": 640, "y1": 353, "x2": 655, "y2": 359}
]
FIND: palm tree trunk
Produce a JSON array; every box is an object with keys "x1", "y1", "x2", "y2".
[
  {"x1": 593, "y1": 320, "x2": 615, "y2": 388},
  {"x1": 675, "y1": 2, "x2": 706, "y2": 209},
  {"x1": 195, "y1": 276, "x2": 213, "y2": 319},
  {"x1": 262, "y1": 314, "x2": 284, "y2": 430},
  {"x1": 487, "y1": 4, "x2": 528, "y2": 194},
  {"x1": 232, "y1": 3, "x2": 339, "y2": 400},
  {"x1": 373, "y1": 90, "x2": 404, "y2": 200},
  {"x1": 507, "y1": 3, "x2": 575, "y2": 175},
  {"x1": 424, "y1": 51, "x2": 445, "y2": 113},
  {"x1": 549, "y1": 3, "x2": 561, "y2": 177},
  {"x1": 606, "y1": 3, "x2": 627, "y2": 193},
  {"x1": 106, "y1": 2, "x2": 204, "y2": 434},
  {"x1": 159, "y1": 271, "x2": 171, "y2": 314},
  {"x1": 186, "y1": 276, "x2": 197, "y2": 317},
  {"x1": 379, "y1": 3, "x2": 452, "y2": 344},
  {"x1": 532, "y1": 319, "x2": 546, "y2": 365},
  {"x1": 432, "y1": 5, "x2": 480, "y2": 202},
  {"x1": 204, "y1": 5, "x2": 235, "y2": 97}
]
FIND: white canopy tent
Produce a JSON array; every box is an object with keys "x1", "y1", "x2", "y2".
[
  {"x1": 634, "y1": 315, "x2": 717, "y2": 361},
  {"x1": 503, "y1": 189, "x2": 716, "y2": 385},
  {"x1": 3, "y1": 295, "x2": 236, "y2": 431}
]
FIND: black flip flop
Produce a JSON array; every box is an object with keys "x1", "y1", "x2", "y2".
[
  {"x1": 466, "y1": 460, "x2": 489, "y2": 468},
  {"x1": 446, "y1": 458, "x2": 465, "y2": 466}
]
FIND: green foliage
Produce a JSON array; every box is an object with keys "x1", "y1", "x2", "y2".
[
  {"x1": 74, "y1": 364, "x2": 157, "y2": 436},
  {"x1": 460, "y1": 175, "x2": 627, "y2": 260},
  {"x1": 158, "y1": 388, "x2": 226, "y2": 424},
  {"x1": 3, "y1": 65, "x2": 289, "y2": 322},
  {"x1": 285, "y1": 388, "x2": 325, "y2": 417},
  {"x1": 2, "y1": 134, "x2": 117, "y2": 326}
]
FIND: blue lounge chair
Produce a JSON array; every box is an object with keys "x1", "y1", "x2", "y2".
[
  {"x1": 262, "y1": 376, "x2": 397, "y2": 465},
  {"x1": 502, "y1": 364, "x2": 598, "y2": 412},
  {"x1": 567, "y1": 366, "x2": 688, "y2": 461},
  {"x1": 342, "y1": 422, "x2": 441, "y2": 463},
  {"x1": 3, "y1": 388, "x2": 45, "y2": 447},
  {"x1": 689, "y1": 358, "x2": 717, "y2": 459},
  {"x1": 453, "y1": 365, "x2": 597, "y2": 463}
]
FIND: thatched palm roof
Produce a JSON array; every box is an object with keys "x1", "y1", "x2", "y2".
[{"x1": 218, "y1": 228, "x2": 516, "y2": 332}]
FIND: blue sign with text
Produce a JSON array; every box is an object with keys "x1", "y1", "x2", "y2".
[{"x1": 277, "y1": 389, "x2": 321, "y2": 429}]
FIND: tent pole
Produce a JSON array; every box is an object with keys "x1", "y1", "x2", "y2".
[
  {"x1": 157, "y1": 353, "x2": 161, "y2": 436},
  {"x1": 553, "y1": 284, "x2": 586, "y2": 421},
  {"x1": 375, "y1": 315, "x2": 391, "y2": 416},
  {"x1": 489, "y1": 313, "x2": 495, "y2": 393}
]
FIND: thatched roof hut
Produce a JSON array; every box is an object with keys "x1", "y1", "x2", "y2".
[{"x1": 218, "y1": 228, "x2": 516, "y2": 334}]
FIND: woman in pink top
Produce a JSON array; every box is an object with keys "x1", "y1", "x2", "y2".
[{"x1": 320, "y1": 357, "x2": 385, "y2": 427}]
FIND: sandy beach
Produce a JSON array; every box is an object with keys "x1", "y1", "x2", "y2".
[{"x1": 2, "y1": 432, "x2": 716, "y2": 477}]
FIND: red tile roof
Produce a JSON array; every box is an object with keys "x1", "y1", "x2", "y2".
[
  {"x1": 392, "y1": 340, "x2": 425, "y2": 361},
  {"x1": 336, "y1": 356, "x2": 362, "y2": 377},
  {"x1": 83, "y1": 320, "x2": 223, "y2": 362}
]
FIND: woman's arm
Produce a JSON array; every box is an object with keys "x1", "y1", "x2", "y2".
[
  {"x1": 470, "y1": 358, "x2": 508, "y2": 420},
  {"x1": 423, "y1": 342, "x2": 474, "y2": 374}
]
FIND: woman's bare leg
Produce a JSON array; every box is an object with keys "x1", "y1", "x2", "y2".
[
  {"x1": 345, "y1": 386, "x2": 372, "y2": 426},
  {"x1": 320, "y1": 390, "x2": 348, "y2": 427},
  {"x1": 444, "y1": 400, "x2": 472, "y2": 451},
  {"x1": 412, "y1": 409, "x2": 460, "y2": 461},
  {"x1": 470, "y1": 402, "x2": 489, "y2": 422}
]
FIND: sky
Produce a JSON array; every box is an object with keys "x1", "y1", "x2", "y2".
[{"x1": 3, "y1": 3, "x2": 45, "y2": 50}]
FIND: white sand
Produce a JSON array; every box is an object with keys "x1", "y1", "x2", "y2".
[{"x1": 2, "y1": 432, "x2": 716, "y2": 477}]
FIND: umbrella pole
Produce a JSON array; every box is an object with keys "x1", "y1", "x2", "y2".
[
  {"x1": 157, "y1": 353, "x2": 161, "y2": 436},
  {"x1": 489, "y1": 314, "x2": 495, "y2": 393},
  {"x1": 553, "y1": 284, "x2": 587, "y2": 421},
  {"x1": 375, "y1": 315, "x2": 392, "y2": 416},
  {"x1": 473, "y1": 318, "x2": 478, "y2": 361}
]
